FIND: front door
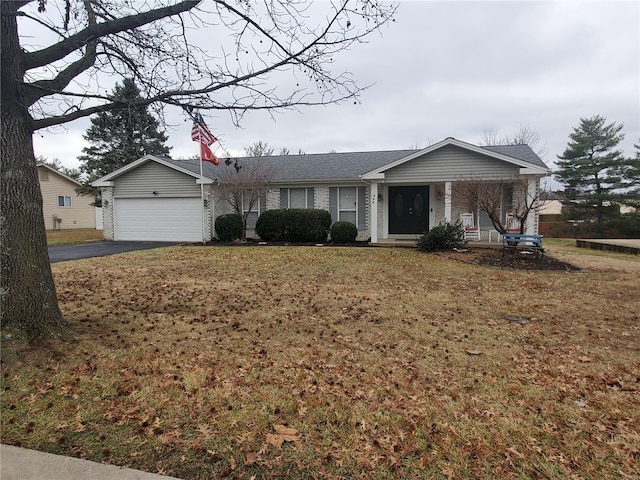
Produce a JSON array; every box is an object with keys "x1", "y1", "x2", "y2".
[{"x1": 388, "y1": 186, "x2": 430, "y2": 234}]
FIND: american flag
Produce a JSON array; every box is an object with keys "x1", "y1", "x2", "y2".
[{"x1": 191, "y1": 113, "x2": 217, "y2": 145}]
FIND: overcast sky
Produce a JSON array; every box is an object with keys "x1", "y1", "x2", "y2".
[{"x1": 33, "y1": 1, "x2": 639, "y2": 177}]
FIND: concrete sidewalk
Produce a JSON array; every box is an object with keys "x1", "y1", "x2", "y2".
[{"x1": 1, "y1": 444, "x2": 181, "y2": 480}]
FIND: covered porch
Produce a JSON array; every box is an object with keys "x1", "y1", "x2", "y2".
[{"x1": 367, "y1": 178, "x2": 542, "y2": 243}]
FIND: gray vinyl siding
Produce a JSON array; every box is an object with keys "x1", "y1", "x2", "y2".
[
  {"x1": 384, "y1": 145, "x2": 520, "y2": 183},
  {"x1": 113, "y1": 161, "x2": 201, "y2": 198}
]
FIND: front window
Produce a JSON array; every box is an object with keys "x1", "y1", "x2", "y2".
[
  {"x1": 58, "y1": 195, "x2": 72, "y2": 207},
  {"x1": 338, "y1": 187, "x2": 357, "y2": 224},
  {"x1": 329, "y1": 186, "x2": 366, "y2": 228},
  {"x1": 280, "y1": 188, "x2": 314, "y2": 209},
  {"x1": 242, "y1": 191, "x2": 265, "y2": 228}
]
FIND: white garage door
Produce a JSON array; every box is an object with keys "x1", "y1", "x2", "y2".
[{"x1": 114, "y1": 198, "x2": 203, "y2": 242}]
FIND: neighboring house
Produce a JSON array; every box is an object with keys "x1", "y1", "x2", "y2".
[
  {"x1": 37, "y1": 163, "x2": 97, "y2": 230},
  {"x1": 538, "y1": 191, "x2": 564, "y2": 216},
  {"x1": 93, "y1": 137, "x2": 551, "y2": 243}
]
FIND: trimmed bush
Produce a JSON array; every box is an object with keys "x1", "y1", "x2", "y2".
[
  {"x1": 215, "y1": 213, "x2": 243, "y2": 241},
  {"x1": 330, "y1": 221, "x2": 358, "y2": 244},
  {"x1": 255, "y1": 209, "x2": 286, "y2": 241},
  {"x1": 417, "y1": 221, "x2": 466, "y2": 252},
  {"x1": 255, "y1": 208, "x2": 331, "y2": 243},
  {"x1": 284, "y1": 208, "x2": 331, "y2": 243}
]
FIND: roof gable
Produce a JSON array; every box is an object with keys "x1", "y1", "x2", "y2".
[
  {"x1": 36, "y1": 163, "x2": 82, "y2": 186},
  {"x1": 362, "y1": 137, "x2": 549, "y2": 179},
  {"x1": 92, "y1": 155, "x2": 206, "y2": 186}
]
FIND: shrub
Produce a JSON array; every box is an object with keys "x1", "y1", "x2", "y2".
[
  {"x1": 255, "y1": 208, "x2": 331, "y2": 243},
  {"x1": 330, "y1": 221, "x2": 358, "y2": 244},
  {"x1": 255, "y1": 209, "x2": 286, "y2": 241},
  {"x1": 215, "y1": 213, "x2": 243, "y2": 241},
  {"x1": 603, "y1": 212, "x2": 640, "y2": 238},
  {"x1": 284, "y1": 209, "x2": 331, "y2": 243},
  {"x1": 417, "y1": 221, "x2": 466, "y2": 252}
]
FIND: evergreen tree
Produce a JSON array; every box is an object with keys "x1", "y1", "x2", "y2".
[
  {"x1": 78, "y1": 79, "x2": 171, "y2": 182},
  {"x1": 555, "y1": 115, "x2": 627, "y2": 226},
  {"x1": 620, "y1": 143, "x2": 640, "y2": 209}
]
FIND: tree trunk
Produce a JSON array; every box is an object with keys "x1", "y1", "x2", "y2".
[{"x1": 1, "y1": 2, "x2": 70, "y2": 339}]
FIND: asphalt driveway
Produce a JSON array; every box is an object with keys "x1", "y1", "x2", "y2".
[{"x1": 48, "y1": 241, "x2": 180, "y2": 263}]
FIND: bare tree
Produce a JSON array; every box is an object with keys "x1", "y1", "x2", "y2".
[
  {"x1": 453, "y1": 176, "x2": 548, "y2": 234},
  {"x1": 1, "y1": 0, "x2": 396, "y2": 339},
  {"x1": 244, "y1": 141, "x2": 274, "y2": 158},
  {"x1": 216, "y1": 156, "x2": 274, "y2": 240},
  {"x1": 481, "y1": 125, "x2": 549, "y2": 160}
]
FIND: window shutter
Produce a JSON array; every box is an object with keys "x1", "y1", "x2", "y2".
[
  {"x1": 329, "y1": 187, "x2": 338, "y2": 223},
  {"x1": 357, "y1": 186, "x2": 366, "y2": 228},
  {"x1": 306, "y1": 187, "x2": 315, "y2": 208},
  {"x1": 259, "y1": 194, "x2": 267, "y2": 214},
  {"x1": 280, "y1": 189, "x2": 288, "y2": 209}
]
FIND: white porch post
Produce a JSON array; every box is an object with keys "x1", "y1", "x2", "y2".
[
  {"x1": 526, "y1": 178, "x2": 538, "y2": 235},
  {"x1": 444, "y1": 181, "x2": 452, "y2": 222},
  {"x1": 370, "y1": 182, "x2": 379, "y2": 243}
]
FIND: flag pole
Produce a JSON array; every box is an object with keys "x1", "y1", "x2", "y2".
[
  {"x1": 189, "y1": 110, "x2": 219, "y2": 245},
  {"x1": 199, "y1": 144, "x2": 206, "y2": 245}
]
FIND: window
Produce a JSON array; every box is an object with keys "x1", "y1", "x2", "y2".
[
  {"x1": 339, "y1": 187, "x2": 357, "y2": 224},
  {"x1": 329, "y1": 186, "x2": 367, "y2": 228},
  {"x1": 280, "y1": 188, "x2": 314, "y2": 209},
  {"x1": 242, "y1": 191, "x2": 266, "y2": 228},
  {"x1": 58, "y1": 195, "x2": 72, "y2": 207}
]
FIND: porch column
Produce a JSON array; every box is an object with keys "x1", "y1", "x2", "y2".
[
  {"x1": 444, "y1": 181, "x2": 452, "y2": 222},
  {"x1": 525, "y1": 178, "x2": 538, "y2": 234},
  {"x1": 370, "y1": 182, "x2": 379, "y2": 243}
]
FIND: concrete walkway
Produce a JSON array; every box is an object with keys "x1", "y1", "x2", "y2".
[{"x1": 0, "y1": 445, "x2": 180, "y2": 480}]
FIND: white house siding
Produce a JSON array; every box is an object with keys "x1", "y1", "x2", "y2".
[
  {"x1": 384, "y1": 145, "x2": 520, "y2": 184},
  {"x1": 38, "y1": 166, "x2": 96, "y2": 230}
]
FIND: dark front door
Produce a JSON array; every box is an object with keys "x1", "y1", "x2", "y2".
[{"x1": 388, "y1": 186, "x2": 430, "y2": 234}]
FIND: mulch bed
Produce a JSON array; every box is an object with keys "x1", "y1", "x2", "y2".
[{"x1": 435, "y1": 247, "x2": 582, "y2": 271}]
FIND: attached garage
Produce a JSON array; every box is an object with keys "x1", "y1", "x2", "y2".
[
  {"x1": 114, "y1": 197, "x2": 203, "y2": 242},
  {"x1": 94, "y1": 156, "x2": 215, "y2": 242}
]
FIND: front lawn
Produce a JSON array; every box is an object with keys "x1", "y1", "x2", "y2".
[
  {"x1": 46, "y1": 229, "x2": 103, "y2": 246},
  {"x1": 1, "y1": 246, "x2": 639, "y2": 479}
]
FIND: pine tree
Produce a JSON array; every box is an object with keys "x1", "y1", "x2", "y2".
[
  {"x1": 78, "y1": 79, "x2": 171, "y2": 182},
  {"x1": 555, "y1": 115, "x2": 627, "y2": 226},
  {"x1": 621, "y1": 143, "x2": 640, "y2": 209}
]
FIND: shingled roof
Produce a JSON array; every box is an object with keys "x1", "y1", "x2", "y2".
[
  {"x1": 162, "y1": 141, "x2": 547, "y2": 183},
  {"x1": 97, "y1": 137, "x2": 548, "y2": 186}
]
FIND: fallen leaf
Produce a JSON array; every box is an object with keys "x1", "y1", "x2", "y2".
[
  {"x1": 487, "y1": 319, "x2": 498, "y2": 326},
  {"x1": 267, "y1": 424, "x2": 299, "y2": 449},
  {"x1": 578, "y1": 356, "x2": 591, "y2": 363},
  {"x1": 507, "y1": 446, "x2": 524, "y2": 459},
  {"x1": 466, "y1": 350, "x2": 482, "y2": 355}
]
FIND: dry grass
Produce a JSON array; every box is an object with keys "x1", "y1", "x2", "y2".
[
  {"x1": 1, "y1": 245, "x2": 639, "y2": 479},
  {"x1": 46, "y1": 229, "x2": 103, "y2": 246}
]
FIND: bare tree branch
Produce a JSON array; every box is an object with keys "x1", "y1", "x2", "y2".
[{"x1": 23, "y1": 0, "x2": 199, "y2": 70}]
